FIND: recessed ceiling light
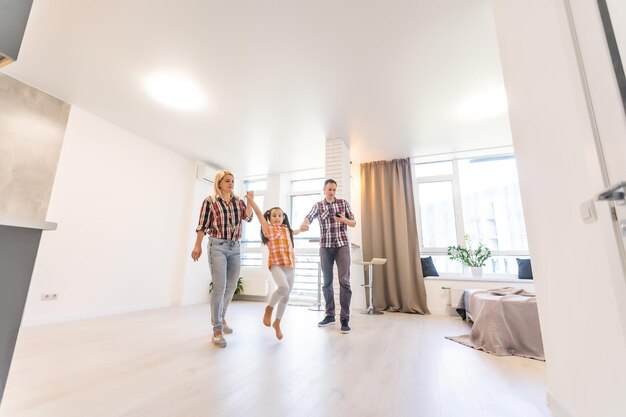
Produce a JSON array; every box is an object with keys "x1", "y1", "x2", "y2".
[
  {"x1": 143, "y1": 72, "x2": 206, "y2": 111},
  {"x1": 457, "y1": 88, "x2": 509, "y2": 120}
]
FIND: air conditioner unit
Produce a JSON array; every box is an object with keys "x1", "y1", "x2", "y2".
[
  {"x1": 0, "y1": 0, "x2": 35, "y2": 68},
  {"x1": 196, "y1": 162, "x2": 218, "y2": 184}
]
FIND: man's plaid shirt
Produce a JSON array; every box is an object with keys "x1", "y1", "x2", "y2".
[{"x1": 305, "y1": 198, "x2": 354, "y2": 248}]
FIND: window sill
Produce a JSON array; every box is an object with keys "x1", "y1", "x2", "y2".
[{"x1": 424, "y1": 274, "x2": 533, "y2": 284}]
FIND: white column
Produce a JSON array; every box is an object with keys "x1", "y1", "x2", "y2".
[{"x1": 325, "y1": 138, "x2": 351, "y2": 201}]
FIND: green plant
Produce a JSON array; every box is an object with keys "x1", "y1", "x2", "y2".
[
  {"x1": 447, "y1": 234, "x2": 492, "y2": 267},
  {"x1": 209, "y1": 277, "x2": 245, "y2": 295},
  {"x1": 235, "y1": 277, "x2": 244, "y2": 294}
]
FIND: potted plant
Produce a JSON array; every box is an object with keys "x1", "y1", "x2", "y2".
[
  {"x1": 209, "y1": 277, "x2": 245, "y2": 294},
  {"x1": 447, "y1": 234, "x2": 492, "y2": 277}
]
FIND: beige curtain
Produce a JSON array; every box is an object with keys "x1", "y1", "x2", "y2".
[{"x1": 360, "y1": 158, "x2": 429, "y2": 314}]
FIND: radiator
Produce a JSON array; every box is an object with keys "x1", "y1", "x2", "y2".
[
  {"x1": 450, "y1": 288, "x2": 465, "y2": 306},
  {"x1": 240, "y1": 278, "x2": 269, "y2": 296},
  {"x1": 442, "y1": 287, "x2": 466, "y2": 307}
]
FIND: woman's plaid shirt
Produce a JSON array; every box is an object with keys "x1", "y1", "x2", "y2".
[{"x1": 195, "y1": 195, "x2": 252, "y2": 240}]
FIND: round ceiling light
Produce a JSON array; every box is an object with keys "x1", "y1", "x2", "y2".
[{"x1": 143, "y1": 72, "x2": 206, "y2": 111}]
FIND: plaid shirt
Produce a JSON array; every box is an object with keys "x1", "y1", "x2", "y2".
[
  {"x1": 265, "y1": 224, "x2": 295, "y2": 269},
  {"x1": 195, "y1": 195, "x2": 252, "y2": 240},
  {"x1": 305, "y1": 198, "x2": 354, "y2": 248}
]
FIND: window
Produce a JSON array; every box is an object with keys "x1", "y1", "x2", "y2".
[
  {"x1": 288, "y1": 178, "x2": 324, "y2": 303},
  {"x1": 418, "y1": 181, "x2": 456, "y2": 248},
  {"x1": 241, "y1": 180, "x2": 265, "y2": 266},
  {"x1": 289, "y1": 179, "x2": 324, "y2": 249},
  {"x1": 241, "y1": 194, "x2": 264, "y2": 247},
  {"x1": 457, "y1": 156, "x2": 527, "y2": 251},
  {"x1": 415, "y1": 154, "x2": 528, "y2": 276}
]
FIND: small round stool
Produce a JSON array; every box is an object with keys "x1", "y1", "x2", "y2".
[{"x1": 354, "y1": 258, "x2": 387, "y2": 315}]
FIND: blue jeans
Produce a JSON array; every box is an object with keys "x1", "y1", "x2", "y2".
[
  {"x1": 208, "y1": 237, "x2": 241, "y2": 332},
  {"x1": 320, "y1": 245, "x2": 352, "y2": 320}
]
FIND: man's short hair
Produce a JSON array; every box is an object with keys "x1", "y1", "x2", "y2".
[{"x1": 324, "y1": 179, "x2": 337, "y2": 188}]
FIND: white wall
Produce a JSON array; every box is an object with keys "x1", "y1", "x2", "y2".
[
  {"x1": 492, "y1": 1, "x2": 626, "y2": 416},
  {"x1": 180, "y1": 178, "x2": 214, "y2": 305},
  {"x1": 424, "y1": 277, "x2": 535, "y2": 316},
  {"x1": 24, "y1": 106, "x2": 196, "y2": 325}
]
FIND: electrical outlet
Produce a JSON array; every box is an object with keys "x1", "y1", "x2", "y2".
[{"x1": 41, "y1": 293, "x2": 58, "y2": 301}]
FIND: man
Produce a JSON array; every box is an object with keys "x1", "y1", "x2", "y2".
[{"x1": 300, "y1": 179, "x2": 356, "y2": 333}]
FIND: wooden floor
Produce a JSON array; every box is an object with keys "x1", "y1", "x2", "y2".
[{"x1": 0, "y1": 302, "x2": 552, "y2": 417}]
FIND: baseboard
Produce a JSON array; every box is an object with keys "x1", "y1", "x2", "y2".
[
  {"x1": 546, "y1": 390, "x2": 577, "y2": 417},
  {"x1": 21, "y1": 303, "x2": 166, "y2": 327},
  {"x1": 233, "y1": 294, "x2": 268, "y2": 302}
]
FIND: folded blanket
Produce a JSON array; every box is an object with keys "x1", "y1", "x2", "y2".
[{"x1": 490, "y1": 287, "x2": 535, "y2": 297}]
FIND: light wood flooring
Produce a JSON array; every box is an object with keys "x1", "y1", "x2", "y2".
[{"x1": 0, "y1": 302, "x2": 552, "y2": 417}]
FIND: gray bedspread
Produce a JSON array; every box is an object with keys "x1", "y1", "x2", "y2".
[{"x1": 447, "y1": 287, "x2": 545, "y2": 361}]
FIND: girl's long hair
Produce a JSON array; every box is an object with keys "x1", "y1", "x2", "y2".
[{"x1": 261, "y1": 207, "x2": 294, "y2": 246}]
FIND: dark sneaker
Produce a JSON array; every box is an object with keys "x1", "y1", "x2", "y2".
[
  {"x1": 340, "y1": 319, "x2": 351, "y2": 334},
  {"x1": 318, "y1": 315, "x2": 336, "y2": 327}
]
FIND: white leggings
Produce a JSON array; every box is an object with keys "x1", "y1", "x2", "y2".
[{"x1": 268, "y1": 266, "x2": 295, "y2": 319}]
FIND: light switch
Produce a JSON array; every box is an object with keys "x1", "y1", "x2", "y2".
[{"x1": 580, "y1": 199, "x2": 597, "y2": 224}]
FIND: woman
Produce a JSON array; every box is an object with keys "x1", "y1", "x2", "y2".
[{"x1": 191, "y1": 170, "x2": 252, "y2": 347}]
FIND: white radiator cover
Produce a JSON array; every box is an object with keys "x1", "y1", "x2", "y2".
[{"x1": 450, "y1": 288, "x2": 465, "y2": 306}]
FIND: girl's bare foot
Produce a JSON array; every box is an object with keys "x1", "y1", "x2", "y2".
[
  {"x1": 263, "y1": 305, "x2": 273, "y2": 327},
  {"x1": 273, "y1": 319, "x2": 283, "y2": 340}
]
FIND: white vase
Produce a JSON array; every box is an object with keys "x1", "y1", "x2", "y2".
[{"x1": 471, "y1": 267, "x2": 483, "y2": 278}]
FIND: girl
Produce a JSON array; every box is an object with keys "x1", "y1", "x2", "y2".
[
  {"x1": 192, "y1": 170, "x2": 252, "y2": 348},
  {"x1": 246, "y1": 191, "x2": 300, "y2": 340}
]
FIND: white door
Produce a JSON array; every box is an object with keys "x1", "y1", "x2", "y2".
[
  {"x1": 569, "y1": 0, "x2": 626, "y2": 296},
  {"x1": 596, "y1": 0, "x2": 626, "y2": 263},
  {"x1": 493, "y1": 1, "x2": 626, "y2": 415}
]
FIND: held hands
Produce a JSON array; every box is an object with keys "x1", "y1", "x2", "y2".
[
  {"x1": 191, "y1": 245, "x2": 202, "y2": 262},
  {"x1": 245, "y1": 190, "x2": 254, "y2": 201},
  {"x1": 300, "y1": 223, "x2": 309, "y2": 232}
]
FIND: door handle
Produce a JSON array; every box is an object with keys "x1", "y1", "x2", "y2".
[{"x1": 596, "y1": 182, "x2": 626, "y2": 202}]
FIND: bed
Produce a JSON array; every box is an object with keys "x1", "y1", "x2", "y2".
[{"x1": 447, "y1": 287, "x2": 545, "y2": 360}]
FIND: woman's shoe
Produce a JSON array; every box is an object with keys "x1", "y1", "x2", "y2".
[
  {"x1": 212, "y1": 332, "x2": 227, "y2": 347},
  {"x1": 222, "y1": 319, "x2": 233, "y2": 334}
]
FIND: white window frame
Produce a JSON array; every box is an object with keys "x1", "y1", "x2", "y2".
[
  {"x1": 240, "y1": 179, "x2": 266, "y2": 265},
  {"x1": 288, "y1": 178, "x2": 324, "y2": 246},
  {"x1": 287, "y1": 178, "x2": 324, "y2": 301},
  {"x1": 413, "y1": 150, "x2": 529, "y2": 277}
]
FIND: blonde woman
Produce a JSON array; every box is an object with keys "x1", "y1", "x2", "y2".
[{"x1": 192, "y1": 170, "x2": 252, "y2": 347}]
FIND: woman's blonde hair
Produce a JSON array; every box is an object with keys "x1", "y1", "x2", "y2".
[{"x1": 212, "y1": 170, "x2": 238, "y2": 200}]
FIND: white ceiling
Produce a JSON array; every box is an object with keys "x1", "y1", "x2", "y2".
[{"x1": 3, "y1": 0, "x2": 512, "y2": 177}]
